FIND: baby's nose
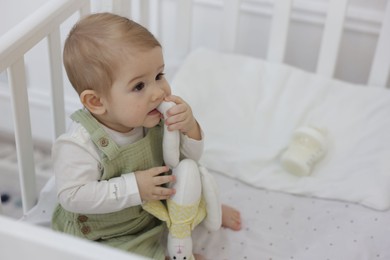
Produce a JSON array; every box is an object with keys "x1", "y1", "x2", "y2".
[{"x1": 151, "y1": 88, "x2": 165, "y2": 101}]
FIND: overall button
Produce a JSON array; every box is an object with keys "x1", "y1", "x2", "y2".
[
  {"x1": 99, "y1": 137, "x2": 109, "y2": 147},
  {"x1": 78, "y1": 215, "x2": 88, "y2": 222},
  {"x1": 81, "y1": 225, "x2": 91, "y2": 235}
]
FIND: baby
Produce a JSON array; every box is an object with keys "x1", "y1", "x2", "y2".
[{"x1": 51, "y1": 12, "x2": 241, "y2": 260}]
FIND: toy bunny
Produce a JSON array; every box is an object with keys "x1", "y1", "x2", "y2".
[{"x1": 142, "y1": 101, "x2": 222, "y2": 260}]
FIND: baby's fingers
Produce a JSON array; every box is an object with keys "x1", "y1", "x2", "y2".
[
  {"x1": 153, "y1": 187, "x2": 176, "y2": 200},
  {"x1": 149, "y1": 166, "x2": 169, "y2": 177},
  {"x1": 154, "y1": 174, "x2": 176, "y2": 186},
  {"x1": 164, "y1": 95, "x2": 183, "y2": 105}
]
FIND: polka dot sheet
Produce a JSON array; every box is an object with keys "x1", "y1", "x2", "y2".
[{"x1": 192, "y1": 172, "x2": 390, "y2": 260}]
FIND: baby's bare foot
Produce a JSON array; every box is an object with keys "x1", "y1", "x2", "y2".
[{"x1": 221, "y1": 204, "x2": 241, "y2": 231}]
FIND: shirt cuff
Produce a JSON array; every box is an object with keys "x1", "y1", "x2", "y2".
[
  {"x1": 181, "y1": 129, "x2": 204, "y2": 144},
  {"x1": 180, "y1": 130, "x2": 204, "y2": 161},
  {"x1": 122, "y1": 172, "x2": 142, "y2": 206}
]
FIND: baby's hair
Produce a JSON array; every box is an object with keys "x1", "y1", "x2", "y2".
[{"x1": 63, "y1": 12, "x2": 161, "y2": 96}]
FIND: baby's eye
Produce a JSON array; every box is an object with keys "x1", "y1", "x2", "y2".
[
  {"x1": 156, "y1": 73, "x2": 165, "y2": 80},
  {"x1": 133, "y1": 82, "x2": 145, "y2": 91}
]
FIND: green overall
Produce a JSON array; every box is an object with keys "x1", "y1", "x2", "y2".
[{"x1": 52, "y1": 109, "x2": 165, "y2": 259}]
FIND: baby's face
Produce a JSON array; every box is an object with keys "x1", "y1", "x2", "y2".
[{"x1": 99, "y1": 46, "x2": 171, "y2": 133}]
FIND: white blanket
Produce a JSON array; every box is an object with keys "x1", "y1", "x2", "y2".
[{"x1": 171, "y1": 49, "x2": 390, "y2": 210}]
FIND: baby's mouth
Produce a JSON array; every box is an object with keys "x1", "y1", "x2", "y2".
[{"x1": 148, "y1": 108, "x2": 160, "y2": 116}]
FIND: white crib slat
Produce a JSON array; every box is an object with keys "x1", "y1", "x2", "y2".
[
  {"x1": 112, "y1": 0, "x2": 132, "y2": 17},
  {"x1": 153, "y1": 0, "x2": 162, "y2": 38},
  {"x1": 221, "y1": 0, "x2": 241, "y2": 52},
  {"x1": 316, "y1": 0, "x2": 349, "y2": 78},
  {"x1": 80, "y1": 0, "x2": 91, "y2": 17},
  {"x1": 368, "y1": 1, "x2": 390, "y2": 88},
  {"x1": 7, "y1": 58, "x2": 37, "y2": 215},
  {"x1": 48, "y1": 28, "x2": 66, "y2": 139},
  {"x1": 176, "y1": 0, "x2": 193, "y2": 57},
  {"x1": 139, "y1": 0, "x2": 150, "y2": 28},
  {"x1": 267, "y1": 0, "x2": 292, "y2": 63}
]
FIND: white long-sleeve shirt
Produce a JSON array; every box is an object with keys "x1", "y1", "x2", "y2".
[{"x1": 52, "y1": 120, "x2": 204, "y2": 214}]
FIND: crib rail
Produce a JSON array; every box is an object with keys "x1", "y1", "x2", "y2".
[
  {"x1": 267, "y1": 0, "x2": 389, "y2": 87},
  {"x1": 316, "y1": 0, "x2": 349, "y2": 78},
  {"x1": 368, "y1": 1, "x2": 390, "y2": 87},
  {"x1": 0, "y1": 215, "x2": 146, "y2": 259},
  {"x1": 0, "y1": 0, "x2": 90, "y2": 215},
  {"x1": 130, "y1": 0, "x2": 389, "y2": 88},
  {"x1": 267, "y1": 0, "x2": 292, "y2": 63}
]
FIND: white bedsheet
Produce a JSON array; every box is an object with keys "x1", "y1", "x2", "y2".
[
  {"x1": 193, "y1": 171, "x2": 390, "y2": 260},
  {"x1": 172, "y1": 49, "x2": 390, "y2": 210}
]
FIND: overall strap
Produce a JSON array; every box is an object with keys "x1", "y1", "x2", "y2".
[{"x1": 71, "y1": 109, "x2": 120, "y2": 160}]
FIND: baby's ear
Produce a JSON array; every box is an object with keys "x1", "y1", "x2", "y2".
[{"x1": 80, "y1": 90, "x2": 106, "y2": 115}]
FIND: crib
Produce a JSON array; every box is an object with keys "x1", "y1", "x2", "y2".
[{"x1": 1, "y1": 0, "x2": 390, "y2": 259}]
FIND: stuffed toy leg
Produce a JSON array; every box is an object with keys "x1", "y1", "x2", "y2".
[
  {"x1": 167, "y1": 159, "x2": 204, "y2": 259},
  {"x1": 142, "y1": 101, "x2": 221, "y2": 260}
]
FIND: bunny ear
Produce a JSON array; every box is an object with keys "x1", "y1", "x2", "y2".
[
  {"x1": 142, "y1": 200, "x2": 171, "y2": 227},
  {"x1": 157, "y1": 101, "x2": 181, "y2": 169}
]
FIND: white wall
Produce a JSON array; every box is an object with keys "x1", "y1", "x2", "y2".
[{"x1": 0, "y1": 0, "x2": 388, "y2": 144}]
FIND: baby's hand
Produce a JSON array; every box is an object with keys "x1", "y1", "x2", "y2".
[
  {"x1": 163, "y1": 95, "x2": 201, "y2": 140},
  {"x1": 135, "y1": 166, "x2": 176, "y2": 202}
]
